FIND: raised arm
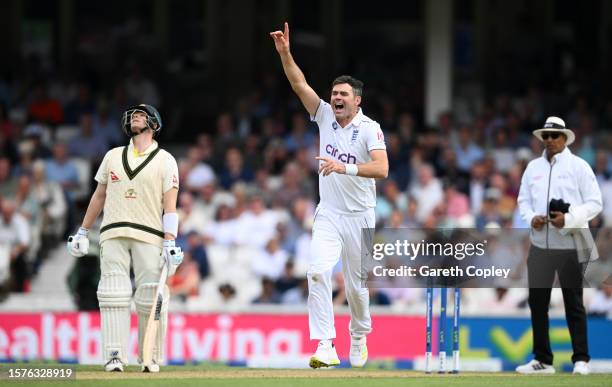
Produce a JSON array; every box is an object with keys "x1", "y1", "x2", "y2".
[{"x1": 270, "y1": 22, "x2": 320, "y2": 116}]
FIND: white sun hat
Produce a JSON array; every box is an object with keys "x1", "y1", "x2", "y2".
[{"x1": 532, "y1": 116, "x2": 575, "y2": 146}]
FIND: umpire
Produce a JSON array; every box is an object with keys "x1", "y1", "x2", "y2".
[{"x1": 516, "y1": 116, "x2": 602, "y2": 375}]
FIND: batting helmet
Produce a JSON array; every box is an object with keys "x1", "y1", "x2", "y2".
[{"x1": 121, "y1": 104, "x2": 163, "y2": 137}]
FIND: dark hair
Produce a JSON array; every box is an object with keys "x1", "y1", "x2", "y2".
[{"x1": 332, "y1": 75, "x2": 363, "y2": 97}]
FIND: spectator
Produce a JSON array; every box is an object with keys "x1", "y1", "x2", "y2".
[
  {"x1": 219, "y1": 147, "x2": 253, "y2": 190},
  {"x1": 252, "y1": 277, "x2": 281, "y2": 304},
  {"x1": 410, "y1": 164, "x2": 443, "y2": 224},
  {"x1": 252, "y1": 234, "x2": 289, "y2": 280},
  {"x1": 67, "y1": 113, "x2": 109, "y2": 161},
  {"x1": 44, "y1": 143, "x2": 80, "y2": 236},
  {"x1": 92, "y1": 100, "x2": 122, "y2": 147},
  {"x1": 183, "y1": 146, "x2": 215, "y2": 192},
  {"x1": 275, "y1": 260, "x2": 301, "y2": 294},
  {"x1": 235, "y1": 195, "x2": 279, "y2": 248},
  {"x1": 184, "y1": 231, "x2": 210, "y2": 280},
  {"x1": 282, "y1": 277, "x2": 308, "y2": 304},
  {"x1": 588, "y1": 286, "x2": 612, "y2": 317},
  {"x1": 453, "y1": 126, "x2": 484, "y2": 172},
  {"x1": 63, "y1": 83, "x2": 96, "y2": 124},
  {"x1": 443, "y1": 180, "x2": 470, "y2": 221},
  {"x1": 168, "y1": 251, "x2": 201, "y2": 301},
  {"x1": 27, "y1": 84, "x2": 64, "y2": 125},
  {"x1": 284, "y1": 112, "x2": 315, "y2": 152},
  {"x1": 30, "y1": 160, "x2": 66, "y2": 253},
  {"x1": 0, "y1": 157, "x2": 17, "y2": 198},
  {"x1": 0, "y1": 198, "x2": 30, "y2": 292},
  {"x1": 177, "y1": 191, "x2": 209, "y2": 235},
  {"x1": 273, "y1": 161, "x2": 312, "y2": 208},
  {"x1": 204, "y1": 204, "x2": 238, "y2": 246}
]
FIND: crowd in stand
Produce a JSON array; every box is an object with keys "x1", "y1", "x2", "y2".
[{"x1": 0, "y1": 72, "x2": 611, "y2": 316}]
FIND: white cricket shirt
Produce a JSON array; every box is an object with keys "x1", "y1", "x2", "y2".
[{"x1": 311, "y1": 100, "x2": 386, "y2": 214}]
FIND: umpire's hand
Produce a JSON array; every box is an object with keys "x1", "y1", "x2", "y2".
[
  {"x1": 531, "y1": 215, "x2": 547, "y2": 230},
  {"x1": 549, "y1": 211, "x2": 565, "y2": 228}
]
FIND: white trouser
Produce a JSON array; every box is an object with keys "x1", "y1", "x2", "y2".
[
  {"x1": 308, "y1": 206, "x2": 375, "y2": 340},
  {"x1": 98, "y1": 237, "x2": 164, "y2": 363}
]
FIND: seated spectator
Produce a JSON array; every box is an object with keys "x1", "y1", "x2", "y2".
[
  {"x1": 63, "y1": 83, "x2": 96, "y2": 124},
  {"x1": 184, "y1": 231, "x2": 210, "y2": 280},
  {"x1": 31, "y1": 160, "x2": 66, "y2": 256},
  {"x1": 369, "y1": 287, "x2": 391, "y2": 306},
  {"x1": 67, "y1": 113, "x2": 109, "y2": 161},
  {"x1": 252, "y1": 234, "x2": 289, "y2": 280},
  {"x1": 252, "y1": 277, "x2": 281, "y2": 304},
  {"x1": 0, "y1": 157, "x2": 17, "y2": 198},
  {"x1": 218, "y1": 283, "x2": 237, "y2": 304},
  {"x1": 168, "y1": 251, "x2": 201, "y2": 302},
  {"x1": 235, "y1": 195, "x2": 279, "y2": 248},
  {"x1": 182, "y1": 146, "x2": 215, "y2": 192},
  {"x1": 92, "y1": 100, "x2": 122, "y2": 147},
  {"x1": 282, "y1": 278, "x2": 308, "y2": 305},
  {"x1": 21, "y1": 124, "x2": 52, "y2": 159},
  {"x1": 475, "y1": 188, "x2": 503, "y2": 230},
  {"x1": 588, "y1": 286, "x2": 612, "y2": 317},
  {"x1": 219, "y1": 147, "x2": 253, "y2": 190},
  {"x1": 27, "y1": 84, "x2": 64, "y2": 125},
  {"x1": 332, "y1": 272, "x2": 347, "y2": 306},
  {"x1": 204, "y1": 204, "x2": 238, "y2": 246},
  {"x1": 177, "y1": 191, "x2": 209, "y2": 235},
  {"x1": 0, "y1": 198, "x2": 30, "y2": 293},
  {"x1": 284, "y1": 112, "x2": 315, "y2": 152},
  {"x1": 410, "y1": 164, "x2": 443, "y2": 224},
  {"x1": 45, "y1": 143, "x2": 80, "y2": 197},
  {"x1": 275, "y1": 260, "x2": 300, "y2": 294},
  {"x1": 453, "y1": 126, "x2": 484, "y2": 173},
  {"x1": 443, "y1": 180, "x2": 470, "y2": 221}
]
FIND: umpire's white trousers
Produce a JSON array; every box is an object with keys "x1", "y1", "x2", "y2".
[{"x1": 308, "y1": 206, "x2": 375, "y2": 340}]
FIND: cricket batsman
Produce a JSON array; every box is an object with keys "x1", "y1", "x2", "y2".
[
  {"x1": 67, "y1": 104, "x2": 183, "y2": 372},
  {"x1": 270, "y1": 22, "x2": 389, "y2": 368}
]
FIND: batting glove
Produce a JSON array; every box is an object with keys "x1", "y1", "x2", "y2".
[
  {"x1": 67, "y1": 227, "x2": 90, "y2": 257},
  {"x1": 161, "y1": 239, "x2": 184, "y2": 276}
]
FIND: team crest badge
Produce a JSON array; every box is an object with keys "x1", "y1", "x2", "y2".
[
  {"x1": 332, "y1": 122, "x2": 338, "y2": 130},
  {"x1": 124, "y1": 188, "x2": 137, "y2": 199},
  {"x1": 351, "y1": 129, "x2": 359, "y2": 143}
]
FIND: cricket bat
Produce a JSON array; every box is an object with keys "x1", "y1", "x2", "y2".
[{"x1": 142, "y1": 264, "x2": 168, "y2": 371}]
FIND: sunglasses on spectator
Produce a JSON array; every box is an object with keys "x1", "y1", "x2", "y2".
[{"x1": 541, "y1": 132, "x2": 562, "y2": 140}]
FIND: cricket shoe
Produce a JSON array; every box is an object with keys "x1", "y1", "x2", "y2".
[
  {"x1": 309, "y1": 341, "x2": 340, "y2": 369},
  {"x1": 349, "y1": 336, "x2": 368, "y2": 368},
  {"x1": 104, "y1": 357, "x2": 125, "y2": 372},
  {"x1": 142, "y1": 360, "x2": 160, "y2": 373},
  {"x1": 573, "y1": 361, "x2": 590, "y2": 375},
  {"x1": 515, "y1": 359, "x2": 555, "y2": 374}
]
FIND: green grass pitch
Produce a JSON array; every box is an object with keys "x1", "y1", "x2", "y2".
[{"x1": 1, "y1": 364, "x2": 610, "y2": 387}]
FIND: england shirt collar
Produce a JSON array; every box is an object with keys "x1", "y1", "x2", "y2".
[{"x1": 342, "y1": 109, "x2": 364, "y2": 129}]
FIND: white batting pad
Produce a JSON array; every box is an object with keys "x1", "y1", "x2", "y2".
[
  {"x1": 96, "y1": 271, "x2": 132, "y2": 364},
  {"x1": 134, "y1": 282, "x2": 169, "y2": 364}
]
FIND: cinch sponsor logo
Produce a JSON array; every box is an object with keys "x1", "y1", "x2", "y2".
[{"x1": 325, "y1": 144, "x2": 357, "y2": 164}]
